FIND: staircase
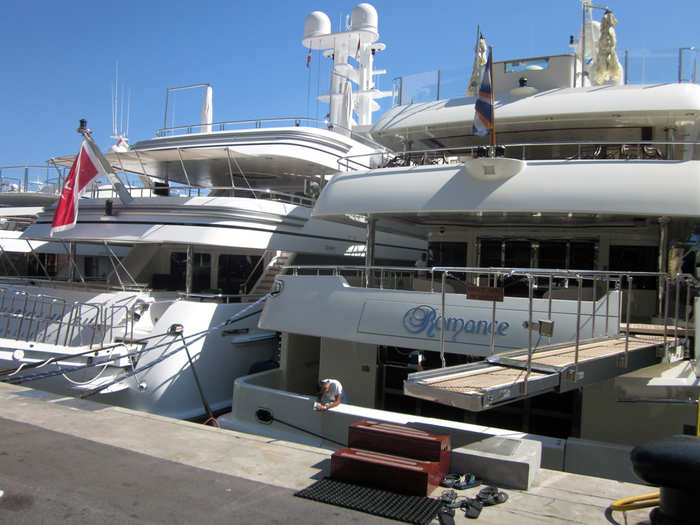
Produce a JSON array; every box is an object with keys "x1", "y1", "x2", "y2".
[
  {"x1": 330, "y1": 419, "x2": 450, "y2": 496},
  {"x1": 246, "y1": 250, "x2": 295, "y2": 299}
]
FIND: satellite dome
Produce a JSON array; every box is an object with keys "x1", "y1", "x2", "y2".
[
  {"x1": 303, "y1": 11, "x2": 331, "y2": 40},
  {"x1": 349, "y1": 3, "x2": 378, "y2": 33}
]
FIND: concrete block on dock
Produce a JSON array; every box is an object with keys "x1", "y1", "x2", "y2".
[{"x1": 450, "y1": 436, "x2": 541, "y2": 490}]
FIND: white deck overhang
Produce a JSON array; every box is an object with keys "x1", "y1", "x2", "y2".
[
  {"x1": 51, "y1": 127, "x2": 383, "y2": 188},
  {"x1": 312, "y1": 158, "x2": 700, "y2": 227}
]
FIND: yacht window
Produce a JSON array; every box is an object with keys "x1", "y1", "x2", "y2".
[
  {"x1": 538, "y1": 241, "x2": 568, "y2": 269},
  {"x1": 217, "y1": 254, "x2": 260, "y2": 295},
  {"x1": 504, "y1": 58, "x2": 549, "y2": 72},
  {"x1": 428, "y1": 242, "x2": 467, "y2": 267},
  {"x1": 479, "y1": 240, "x2": 503, "y2": 267},
  {"x1": 151, "y1": 252, "x2": 212, "y2": 292},
  {"x1": 505, "y1": 241, "x2": 532, "y2": 268},
  {"x1": 569, "y1": 242, "x2": 595, "y2": 270},
  {"x1": 609, "y1": 246, "x2": 658, "y2": 290},
  {"x1": 168, "y1": 252, "x2": 187, "y2": 291},
  {"x1": 0, "y1": 253, "x2": 27, "y2": 276},
  {"x1": 192, "y1": 253, "x2": 211, "y2": 293},
  {"x1": 478, "y1": 239, "x2": 597, "y2": 296},
  {"x1": 84, "y1": 256, "x2": 112, "y2": 282},
  {"x1": 27, "y1": 253, "x2": 58, "y2": 277}
]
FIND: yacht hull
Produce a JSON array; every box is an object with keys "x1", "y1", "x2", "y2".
[{"x1": 0, "y1": 286, "x2": 275, "y2": 419}]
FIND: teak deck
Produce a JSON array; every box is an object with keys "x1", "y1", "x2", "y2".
[{"x1": 405, "y1": 335, "x2": 667, "y2": 411}]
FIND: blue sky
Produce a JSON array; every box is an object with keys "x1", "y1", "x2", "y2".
[{"x1": 1, "y1": 0, "x2": 697, "y2": 167}]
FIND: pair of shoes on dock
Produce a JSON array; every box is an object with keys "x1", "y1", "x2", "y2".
[
  {"x1": 439, "y1": 485, "x2": 508, "y2": 520},
  {"x1": 439, "y1": 472, "x2": 481, "y2": 490}
]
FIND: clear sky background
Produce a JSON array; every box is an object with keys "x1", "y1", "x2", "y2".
[{"x1": 1, "y1": 0, "x2": 697, "y2": 168}]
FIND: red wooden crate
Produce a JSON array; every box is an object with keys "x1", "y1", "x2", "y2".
[{"x1": 330, "y1": 447, "x2": 443, "y2": 496}]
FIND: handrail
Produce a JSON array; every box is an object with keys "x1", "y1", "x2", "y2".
[
  {"x1": 0, "y1": 276, "x2": 148, "y2": 293},
  {"x1": 0, "y1": 286, "x2": 137, "y2": 348},
  {"x1": 392, "y1": 48, "x2": 697, "y2": 106},
  {"x1": 88, "y1": 184, "x2": 317, "y2": 207},
  {"x1": 241, "y1": 251, "x2": 271, "y2": 294},
  {"x1": 0, "y1": 165, "x2": 65, "y2": 194},
  {"x1": 155, "y1": 117, "x2": 350, "y2": 137},
  {"x1": 176, "y1": 291, "x2": 267, "y2": 303},
  {"x1": 337, "y1": 140, "x2": 700, "y2": 169}
]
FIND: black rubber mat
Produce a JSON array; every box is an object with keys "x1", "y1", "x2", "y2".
[{"x1": 295, "y1": 478, "x2": 442, "y2": 525}]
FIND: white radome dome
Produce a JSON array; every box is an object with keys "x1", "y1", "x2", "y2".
[
  {"x1": 349, "y1": 3, "x2": 378, "y2": 33},
  {"x1": 303, "y1": 11, "x2": 331, "y2": 40}
]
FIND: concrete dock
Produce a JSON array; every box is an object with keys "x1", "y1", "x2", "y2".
[{"x1": 0, "y1": 382, "x2": 653, "y2": 524}]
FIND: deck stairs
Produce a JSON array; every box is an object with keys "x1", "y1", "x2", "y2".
[
  {"x1": 404, "y1": 332, "x2": 674, "y2": 411},
  {"x1": 246, "y1": 250, "x2": 295, "y2": 300}
]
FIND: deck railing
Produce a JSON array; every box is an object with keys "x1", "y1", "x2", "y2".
[
  {"x1": 0, "y1": 165, "x2": 66, "y2": 195},
  {"x1": 392, "y1": 47, "x2": 698, "y2": 106},
  {"x1": 0, "y1": 286, "x2": 136, "y2": 348},
  {"x1": 337, "y1": 140, "x2": 700, "y2": 170},
  {"x1": 85, "y1": 183, "x2": 317, "y2": 207},
  {"x1": 155, "y1": 117, "x2": 350, "y2": 138}
]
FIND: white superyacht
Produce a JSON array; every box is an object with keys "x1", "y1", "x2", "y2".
[{"x1": 224, "y1": 2, "x2": 700, "y2": 481}]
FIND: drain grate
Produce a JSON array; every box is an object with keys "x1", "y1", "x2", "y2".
[{"x1": 294, "y1": 478, "x2": 442, "y2": 525}]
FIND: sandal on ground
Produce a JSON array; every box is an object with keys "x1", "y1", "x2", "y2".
[
  {"x1": 437, "y1": 506, "x2": 455, "y2": 525},
  {"x1": 461, "y1": 498, "x2": 483, "y2": 519},
  {"x1": 476, "y1": 486, "x2": 509, "y2": 506},
  {"x1": 457, "y1": 473, "x2": 482, "y2": 490},
  {"x1": 440, "y1": 473, "x2": 461, "y2": 488},
  {"x1": 440, "y1": 473, "x2": 482, "y2": 490}
]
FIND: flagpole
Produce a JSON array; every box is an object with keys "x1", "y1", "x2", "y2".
[
  {"x1": 77, "y1": 119, "x2": 133, "y2": 205},
  {"x1": 488, "y1": 46, "x2": 496, "y2": 150}
]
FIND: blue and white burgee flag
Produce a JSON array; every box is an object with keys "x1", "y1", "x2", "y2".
[{"x1": 472, "y1": 47, "x2": 493, "y2": 137}]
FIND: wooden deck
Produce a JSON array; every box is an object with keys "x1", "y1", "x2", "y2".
[
  {"x1": 506, "y1": 335, "x2": 663, "y2": 368},
  {"x1": 621, "y1": 322, "x2": 694, "y2": 337},
  {"x1": 420, "y1": 365, "x2": 549, "y2": 393},
  {"x1": 406, "y1": 335, "x2": 665, "y2": 408}
]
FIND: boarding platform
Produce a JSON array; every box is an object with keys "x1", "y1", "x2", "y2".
[{"x1": 404, "y1": 334, "x2": 668, "y2": 411}]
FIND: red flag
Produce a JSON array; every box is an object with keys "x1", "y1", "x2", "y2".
[
  {"x1": 306, "y1": 48, "x2": 311, "y2": 68},
  {"x1": 355, "y1": 38, "x2": 361, "y2": 60},
  {"x1": 50, "y1": 140, "x2": 102, "y2": 235}
]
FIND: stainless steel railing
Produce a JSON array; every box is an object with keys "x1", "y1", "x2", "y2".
[
  {"x1": 337, "y1": 140, "x2": 700, "y2": 170},
  {"x1": 0, "y1": 287, "x2": 136, "y2": 348},
  {"x1": 86, "y1": 183, "x2": 317, "y2": 207},
  {"x1": 0, "y1": 165, "x2": 66, "y2": 195},
  {"x1": 155, "y1": 117, "x2": 346, "y2": 137}
]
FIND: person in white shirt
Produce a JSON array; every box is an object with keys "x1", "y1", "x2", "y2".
[
  {"x1": 409, "y1": 350, "x2": 424, "y2": 371},
  {"x1": 315, "y1": 378, "x2": 345, "y2": 411}
]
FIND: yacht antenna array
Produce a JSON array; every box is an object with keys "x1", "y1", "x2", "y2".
[
  {"x1": 111, "y1": 62, "x2": 131, "y2": 150},
  {"x1": 302, "y1": 3, "x2": 389, "y2": 134}
]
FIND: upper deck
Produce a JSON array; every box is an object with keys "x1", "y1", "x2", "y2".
[{"x1": 375, "y1": 48, "x2": 699, "y2": 152}]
